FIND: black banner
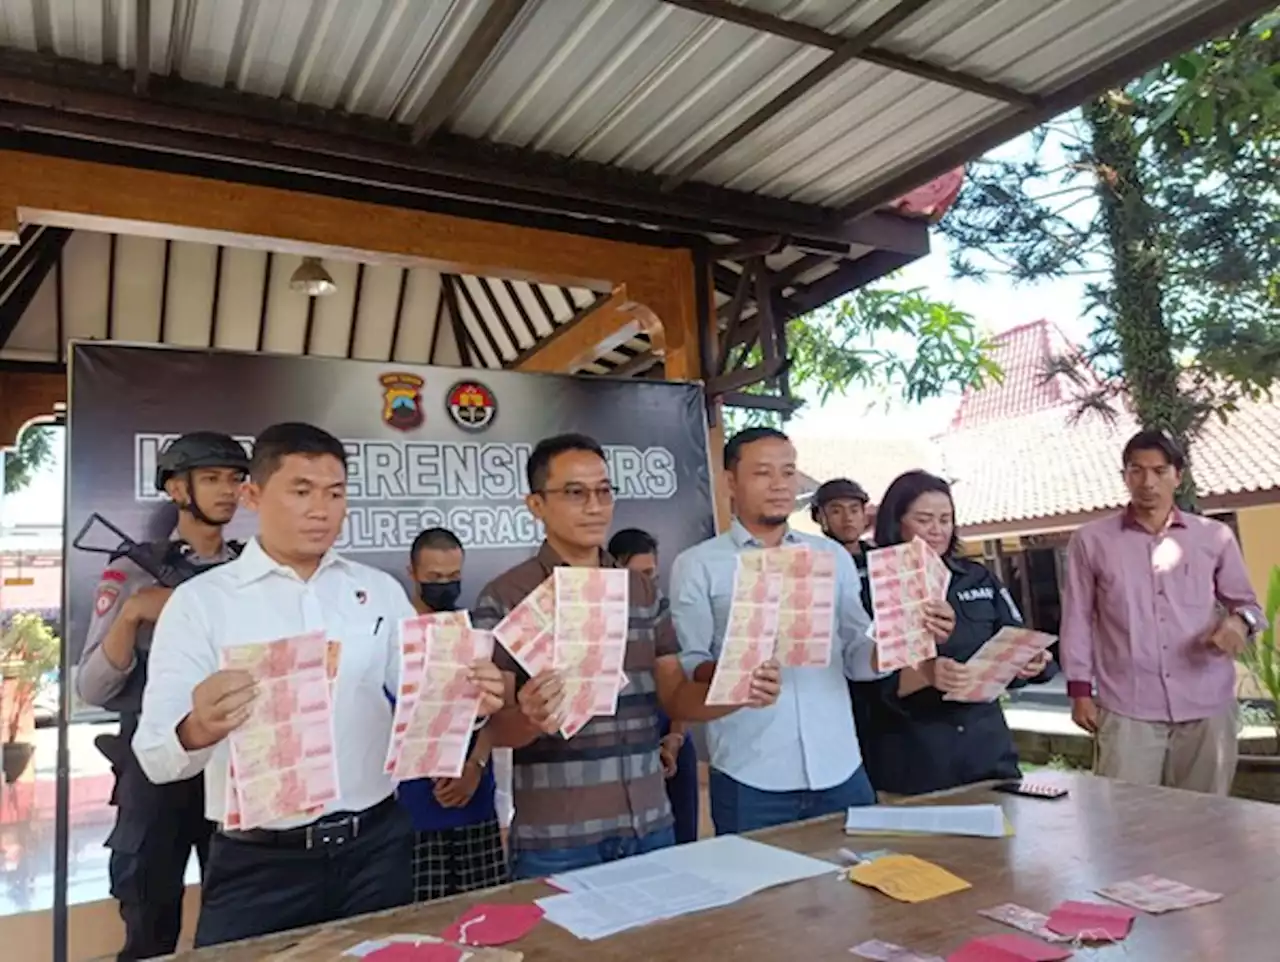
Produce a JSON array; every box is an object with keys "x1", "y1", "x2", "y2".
[{"x1": 65, "y1": 343, "x2": 714, "y2": 666}]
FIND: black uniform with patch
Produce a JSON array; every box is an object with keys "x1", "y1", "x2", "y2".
[
  {"x1": 95, "y1": 539, "x2": 241, "y2": 961},
  {"x1": 852, "y1": 556, "x2": 1057, "y2": 796}
]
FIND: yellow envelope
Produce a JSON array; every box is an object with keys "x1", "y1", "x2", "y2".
[{"x1": 847, "y1": 854, "x2": 972, "y2": 903}]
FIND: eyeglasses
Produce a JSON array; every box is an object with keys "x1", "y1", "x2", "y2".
[{"x1": 538, "y1": 484, "x2": 618, "y2": 507}]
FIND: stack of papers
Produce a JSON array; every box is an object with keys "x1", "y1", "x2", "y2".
[
  {"x1": 537, "y1": 835, "x2": 836, "y2": 940},
  {"x1": 707, "y1": 545, "x2": 838, "y2": 705},
  {"x1": 866, "y1": 537, "x2": 950, "y2": 670},
  {"x1": 385, "y1": 611, "x2": 472, "y2": 775},
  {"x1": 1095, "y1": 875, "x2": 1223, "y2": 913},
  {"x1": 552, "y1": 568, "x2": 630, "y2": 737},
  {"x1": 706, "y1": 561, "x2": 781, "y2": 704},
  {"x1": 943, "y1": 626, "x2": 1056, "y2": 702},
  {"x1": 392, "y1": 618, "x2": 494, "y2": 780},
  {"x1": 844, "y1": 804, "x2": 1010, "y2": 839},
  {"x1": 221, "y1": 631, "x2": 339, "y2": 830},
  {"x1": 493, "y1": 569, "x2": 631, "y2": 738}
]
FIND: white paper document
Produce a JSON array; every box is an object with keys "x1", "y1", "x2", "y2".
[
  {"x1": 343, "y1": 935, "x2": 473, "y2": 958},
  {"x1": 538, "y1": 835, "x2": 838, "y2": 940},
  {"x1": 538, "y1": 875, "x2": 738, "y2": 941},
  {"x1": 843, "y1": 804, "x2": 1007, "y2": 839}
]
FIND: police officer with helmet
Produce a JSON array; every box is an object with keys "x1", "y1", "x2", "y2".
[{"x1": 76, "y1": 432, "x2": 249, "y2": 960}]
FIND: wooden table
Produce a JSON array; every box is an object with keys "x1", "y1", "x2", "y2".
[{"x1": 175, "y1": 774, "x2": 1280, "y2": 960}]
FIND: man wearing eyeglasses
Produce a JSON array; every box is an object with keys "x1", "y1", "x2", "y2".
[{"x1": 477, "y1": 433, "x2": 781, "y2": 879}]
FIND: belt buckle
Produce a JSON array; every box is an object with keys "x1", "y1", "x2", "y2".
[{"x1": 305, "y1": 814, "x2": 361, "y2": 849}]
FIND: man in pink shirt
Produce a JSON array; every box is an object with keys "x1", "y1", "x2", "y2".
[{"x1": 1060, "y1": 430, "x2": 1264, "y2": 795}]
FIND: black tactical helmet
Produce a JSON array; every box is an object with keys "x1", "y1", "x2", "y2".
[
  {"x1": 155, "y1": 432, "x2": 249, "y2": 492},
  {"x1": 809, "y1": 477, "x2": 869, "y2": 522}
]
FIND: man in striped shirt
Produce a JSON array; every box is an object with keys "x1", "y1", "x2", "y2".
[{"x1": 478, "y1": 433, "x2": 780, "y2": 879}]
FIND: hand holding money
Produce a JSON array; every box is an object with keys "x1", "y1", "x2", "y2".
[
  {"x1": 922, "y1": 600, "x2": 956, "y2": 641},
  {"x1": 179, "y1": 669, "x2": 257, "y2": 750},
  {"x1": 746, "y1": 659, "x2": 782, "y2": 708},
  {"x1": 932, "y1": 657, "x2": 974, "y2": 694},
  {"x1": 518, "y1": 669, "x2": 566, "y2": 734},
  {"x1": 468, "y1": 659, "x2": 507, "y2": 717}
]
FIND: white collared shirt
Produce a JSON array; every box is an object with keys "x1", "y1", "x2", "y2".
[
  {"x1": 133, "y1": 537, "x2": 415, "y2": 828},
  {"x1": 670, "y1": 521, "x2": 878, "y2": 793}
]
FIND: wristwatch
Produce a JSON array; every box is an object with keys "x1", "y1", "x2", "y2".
[{"x1": 1235, "y1": 608, "x2": 1260, "y2": 638}]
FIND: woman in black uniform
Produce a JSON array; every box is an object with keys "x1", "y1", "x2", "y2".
[{"x1": 852, "y1": 470, "x2": 1057, "y2": 796}]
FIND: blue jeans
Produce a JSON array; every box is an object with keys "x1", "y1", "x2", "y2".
[
  {"x1": 709, "y1": 767, "x2": 876, "y2": 835},
  {"x1": 509, "y1": 826, "x2": 676, "y2": 881}
]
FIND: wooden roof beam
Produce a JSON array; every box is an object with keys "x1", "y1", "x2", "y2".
[
  {"x1": 134, "y1": 0, "x2": 151, "y2": 95},
  {"x1": 0, "y1": 207, "x2": 18, "y2": 246},
  {"x1": 513, "y1": 286, "x2": 665, "y2": 375},
  {"x1": 0, "y1": 226, "x2": 69, "y2": 350},
  {"x1": 0, "y1": 48, "x2": 925, "y2": 250},
  {"x1": 661, "y1": 0, "x2": 937, "y2": 191},
  {"x1": 658, "y1": 0, "x2": 1034, "y2": 107},
  {"x1": 411, "y1": 1, "x2": 532, "y2": 145}
]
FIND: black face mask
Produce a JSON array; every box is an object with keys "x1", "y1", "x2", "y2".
[{"x1": 419, "y1": 580, "x2": 462, "y2": 612}]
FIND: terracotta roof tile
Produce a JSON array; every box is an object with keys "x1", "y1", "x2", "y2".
[
  {"x1": 940, "y1": 320, "x2": 1280, "y2": 527},
  {"x1": 951, "y1": 319, "x2": 1098, "y2": 428},
  {"x1": 790, "y1": 435, "x2": 945, "y2": 507}
]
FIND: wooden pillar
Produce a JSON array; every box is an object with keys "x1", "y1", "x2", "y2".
[
  {"x1": 695, "y1": 254, "x2": 731, "y2": 533},
  {"x1": 0, "y1": 207, "x2": 18, "y2": 246}
]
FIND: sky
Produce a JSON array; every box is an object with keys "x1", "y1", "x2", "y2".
[{"x1": 0, "y1": 130, "x2": 1097, "y2": 528}]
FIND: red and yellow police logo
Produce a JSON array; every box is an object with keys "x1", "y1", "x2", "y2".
[
  {"x1": 379, "y1": 372, "x2": 425, "y2": 432},
  {"x1": 445, "y1": 380, "x2": 497, "y2": 432},
  {"x1": 95, "y1": 585, "x2": 120, "y2": 617}
]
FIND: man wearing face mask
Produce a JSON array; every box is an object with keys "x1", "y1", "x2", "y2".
[{"x1": 398, "y1": 527, "x2": 508, "y2": 901}]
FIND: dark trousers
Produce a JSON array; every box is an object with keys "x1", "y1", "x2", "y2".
[
  {"x1": 666, "y1": 735, "x2": 700, "y2": 844},
  {"x1": 109, "y1": 777, "x2": 211, "y2": 961},
  {"x1": 709, "y1": 766, "x2": 876, "y2": 835},
  {"x1": 193, "y1": 804, "x2": 414, "y2": 948}
]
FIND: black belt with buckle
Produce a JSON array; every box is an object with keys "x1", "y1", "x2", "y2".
[{"x1": 219, "y1": 795, "x2": 396, "y2": 850}]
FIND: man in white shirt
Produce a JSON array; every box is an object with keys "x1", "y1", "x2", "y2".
[
  {"x1": 671, "y1": 427, "x2": 955, "y2": 833},
  {"x1": 133, "y1": 422, "x2": 504, "y2": 948}
]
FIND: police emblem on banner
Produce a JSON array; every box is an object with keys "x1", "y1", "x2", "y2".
[
  {"x1": 445, "y1": 380, "x2": 498, "y2": 432},
  {"x1": 379, "y1": 372, "x2": 425, "y2": 431}
]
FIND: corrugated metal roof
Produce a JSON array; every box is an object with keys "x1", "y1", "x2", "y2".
[{"x1": 0, "y1": 0, "x2": 1250, "y2": 208}]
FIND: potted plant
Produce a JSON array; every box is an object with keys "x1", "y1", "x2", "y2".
[
  {"x1": 1235, "y1": 565, "x2": 1280, "y2": 802},
  {"x1": 0, "y1": 611, "x2": 60, "y2": 784}
]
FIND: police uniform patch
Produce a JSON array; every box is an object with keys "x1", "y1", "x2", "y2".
[
  {"x1": 101, "y1": 568, "x2": 128, "y2": 584},
  {"x1": 445, "y1": 380, "x2": 497, "y2": 432},
  {"x1": 379, "y1": 372, "x2": 426, "y2": 431},
  {"x1": 95, "y1": 584, "x2": 120, "y2": 617}
]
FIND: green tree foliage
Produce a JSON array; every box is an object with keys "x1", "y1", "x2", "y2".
[
  {"x1": 1147, "y1": 12, "x2": 1280, "y2": 159},
  {"x1": 3, "y1": 423, "x2": 57, "y2": 494},
  {"x1": 0, "y1": 612, "x2": 60, "y2": 743},
  {"x1": 726, "y1": 284, "x2": 999, "y2": 429},
  {"x1": 937, "y1": 11, "x2": 1280, "y2": 499}
]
